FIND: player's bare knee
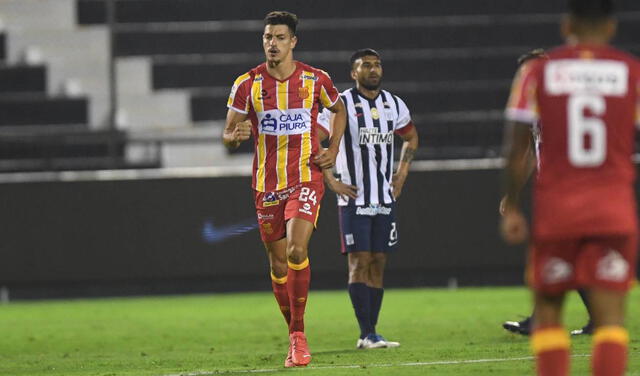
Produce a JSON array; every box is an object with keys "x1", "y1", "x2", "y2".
[
  {"x1": 286, "y1": 242, "x2": 308, "y2": 264},
  {"x1": 270, "y1": 263, "x2": 288, "y2": 279}
]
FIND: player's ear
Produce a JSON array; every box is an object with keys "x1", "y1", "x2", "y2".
[
  {"x1": 350, "y1": 69, "x2": 357, "y2": 81},
  {"x1": 290, "y1": 34, "x2": 298, "y2": 49},
  {"x1": 560, "y1": 14, "x2": 573, "y2": 41},
  {"x1": 604, "y1": 18, "x2": 617, "y2": 40}
]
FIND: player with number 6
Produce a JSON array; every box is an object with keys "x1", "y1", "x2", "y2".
[{"x1": 501, "y1": 1, "x2": 639, "y2": 375}]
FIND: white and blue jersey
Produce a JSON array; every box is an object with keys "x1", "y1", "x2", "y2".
[{"x1": 319, "y1": 88, "x2": 413, "y2": 207}]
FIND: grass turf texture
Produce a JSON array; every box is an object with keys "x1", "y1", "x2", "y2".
[{"x1": 0, "y1": 287, "x2": 638, "y2": 376}]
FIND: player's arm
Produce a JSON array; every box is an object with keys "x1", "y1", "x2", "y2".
[
  {"x1": 392, "y1": 125, "x2": 419, "y2": 199},
  {"x1": 318, "y1": 116, "x2": 357, "y2": 200},
  {"x1": 222, "y1": 108, "x2": 250, "y2": 150},
  {"x1": 499, "y1": 133, "x2": 536, "y2": 214},
  {"x1": 500, "y1": 120, "x2": 534, "y2": 244},
  {"x1": 314, "y1": 98, "x2": 346, "y2": 169},
  {"x1": 322, "y1": 168, "x2": 358, "y2": 200}
]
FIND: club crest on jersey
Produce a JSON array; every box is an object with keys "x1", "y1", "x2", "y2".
[
  {"x1": 257, "y1": 109, "x2": 311, "y2": 136},
  {"x1": 359, "y1": 128, "x2": 393, "y2": 145},
  {"x1": 298, "y1": 87, "x2": 310, "y2": 100},
  {"x1": 371, "y1": 107, "x2": 380, "y2": 120}
]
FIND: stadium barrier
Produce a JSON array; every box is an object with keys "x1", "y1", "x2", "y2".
[{"x1": 1, "y1": 164, "x2": 537, "y2": 299}]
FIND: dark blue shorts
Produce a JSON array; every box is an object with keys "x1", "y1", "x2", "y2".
[{"x1": 338, "y1": 203, "x2": 398, "y2": 254}]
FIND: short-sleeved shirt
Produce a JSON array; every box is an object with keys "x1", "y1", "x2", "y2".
[
  {"x1": 227, "y1": 61, "x2": 340, "y2": 192},
  {"x1": 319, "y1": 88, "x2": 414, "y2": 206},
  {"x1": 505, "y1": 44, "x2": 640, "y2": 240}
]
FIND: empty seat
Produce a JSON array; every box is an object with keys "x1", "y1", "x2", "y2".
[
  {"x1": 0, "y1": 65, "x2": 46, "y2": 94},
  {"x1": 0, "y1": 96, "x2": 88, "y2": 126}
]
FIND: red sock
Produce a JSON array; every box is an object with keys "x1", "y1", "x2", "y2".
[
  {"x1": 592, "y1": 326, "x2": 628, "y2": 376},
  {"x1": 287, "y1": 258, "x2": 310, "y2": 333},
  {"x1": 270, "y1": 272, "x2": 290, "y2": 325},
  {"x1": 531, "y1": 326, "x2": 570, "y2": 376}
]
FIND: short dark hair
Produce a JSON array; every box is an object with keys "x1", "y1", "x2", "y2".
[
  {"x1": 349, "y1": 48, "x2": 381, "y2": 68},
  {"x1": 568, "y1": 0, "x2": 614, "y2": 21},
  {"x1": 517, "y1": 48, "x2": 547, "y2": 67},
  {"x1": 264, "y1": 11, "x2": 298, "y2": 35}
]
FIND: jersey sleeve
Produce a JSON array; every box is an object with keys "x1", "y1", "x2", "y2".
[
  {"x1": 317, "y1": 70, "x2": 340, "y2": 109},
  {"x1": 505, "y1": 61, "x2": 540, "y2": 124},
  {"x1": 227, "y1": 72, "x2": 252, "y2": 114},
  {"x1": 317, "y1": 107, "x2": 331, "y2": 136},
  {"x1": 393, "y1": 95, "x2": 414, "y2": 135}
]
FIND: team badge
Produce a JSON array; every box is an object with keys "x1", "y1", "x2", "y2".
[
  {"x1": 371, "y1": 107, "x2": 380, "y2": 120},
  {"x1": 262, "y1": 223, "x2": 274, "y2": 234},
  {"x1": 298, "y1": 87, "x2": 310, "y2": 99}
]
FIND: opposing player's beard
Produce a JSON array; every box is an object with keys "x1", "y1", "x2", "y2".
[{"x1": 361, "y1": 80, "x2": 381, "y2": 91}]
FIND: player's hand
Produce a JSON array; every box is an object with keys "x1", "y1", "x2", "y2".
[
  {"x1": 391, "y1": 171, "x2": 407, "y2": 199},
  {"x1": 326, "y1": 178, "x2": 357, "y2": 201},
  {"x1": 314, "y1": 147, "x2": 337, "y2": 169},
  {"x1": 232, "y1": 120, "x2": 252, "y2": 143},
  {"x1": 500, "y1": 208, "x2": 529, "y2": 245}
]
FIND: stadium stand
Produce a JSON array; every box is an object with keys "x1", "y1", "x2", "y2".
[
  {"x1": 76, "y1": 0, "x2": 640, "y2": 161},
  {"x1": 2, "y1": 0, "x2": 640, "y2": 171},
  {"x1": 0, "y1": 0, "x2": 159, "y2": 172}
]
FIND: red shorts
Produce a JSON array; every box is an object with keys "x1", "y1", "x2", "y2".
[
  {"x1": 254, "y1": 180, "x2": 324, "y2": 243},
  {"x1": 527, "y1": 234, "x2": 638, "y2": 295}
]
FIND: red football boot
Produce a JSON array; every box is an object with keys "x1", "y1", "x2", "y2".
[
  {"x1": 289, "y1": 331, "x2": 311, "y2": 366},
  {"x1": 284, "y1": 343, "x2": 295, "y2": 368}
]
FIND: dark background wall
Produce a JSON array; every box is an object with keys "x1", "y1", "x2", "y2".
[{"x1": 0, "y1": 169, "x2": 532, "y2": 299}]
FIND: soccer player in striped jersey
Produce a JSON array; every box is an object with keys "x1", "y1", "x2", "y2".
[
  {"x1": 223, "y1": 11, "x2": 347, "y2": 368},
  {"x1": 318, "y1": 48, "x2": 418, "y2": 349},
  {"x1": 502, "y1": 1, "x2": 639, "y2": 374}
]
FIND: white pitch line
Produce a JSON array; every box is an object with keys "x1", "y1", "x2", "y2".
[{"x1": 158, "y1": 354, "x2": 591, "y2": 376}]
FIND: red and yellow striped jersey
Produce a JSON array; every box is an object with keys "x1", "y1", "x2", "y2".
[{"x1": 227, "y1": 61, "x2": 340, "y2": 192}]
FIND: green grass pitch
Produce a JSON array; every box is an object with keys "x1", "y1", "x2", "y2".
[{"x1": 0, "y1": 287, "x2": 638, "y2": 375}]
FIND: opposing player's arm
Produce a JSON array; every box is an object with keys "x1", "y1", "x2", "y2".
[
  {"x1": 315, "y1": 97, "x2": 347, "y2": 169},
  {"x1": 315, "y1": 98, "x2": 346, "y2": 169},
  {"x1": 501, "y1": 120, "x2": 534, "y2": 244},
  {"x1": 322, "y1": 168, "x2": 358, "y2": 200},
  {"x1": 317, "y1": 108, "x2": 358, "y2": 199},
  {"x1": 392, "y1": 125, "x2": 419, "y2": 199},
  {"x1": 222, "y1": 108, "x2": 251, "y2": 150}
]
